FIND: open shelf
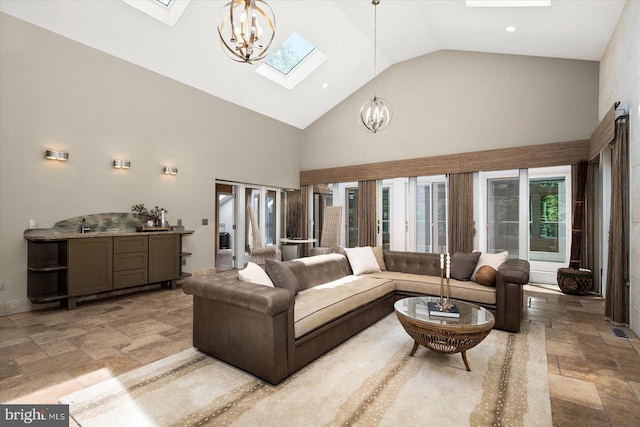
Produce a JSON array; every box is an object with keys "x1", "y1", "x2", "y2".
[
  {"x1": 28, "y1": 265, "x2": 68, "y2": 273},
  {"x1": 28, "y1": 292, "x2": 68, "y2": 304}
]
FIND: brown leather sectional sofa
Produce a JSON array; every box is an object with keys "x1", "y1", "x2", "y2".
[{"x1": 183, "y1": 251, "x2": 529, "y2": 385}]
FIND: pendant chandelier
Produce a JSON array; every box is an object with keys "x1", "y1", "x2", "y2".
[
  {"x1": 360, "y1": 0, "x2": 392, "y2": 134},
  {"x1": 217, "y1": 0, "x2": 276, "y2": 64}
]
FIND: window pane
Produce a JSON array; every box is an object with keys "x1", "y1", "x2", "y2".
[
  {"x1": 246, "y1": 187, "x2": 261, "y2": 252},
  {"x1": 346, "y1": 188, "x2": 358, "y2": 248},
  {"x1": 265, "y1": 190, "x2": 276, "y2": 245},
  {"x1": 416, "y1": 184, "x2": 431, "y2": 252},
  {"x1": 529, "y1": 177, "x2": 566, "y2": 262},
  {"x1": 435, "y1": 182, "x2": 447, "y2": 252},
  {"x1": 488, "y1": 178, "x2": 519, "y2": 257},
  {"x1": 265, "y1": 32, "x2": 315, "y2": 75},
  {"x1": 382, "y1": 187, "x2": 391, "y2": 251}
]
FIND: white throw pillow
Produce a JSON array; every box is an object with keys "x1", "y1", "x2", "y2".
[
  {"x1": 238, "y1": 262, "x2": 275, "y2": 287},
  {"x1": 471, "y1": 251, "x2": 509, "y2": 281},
  {"x1": 344, "y1": 247, "x2": 382, "y2": 276}
]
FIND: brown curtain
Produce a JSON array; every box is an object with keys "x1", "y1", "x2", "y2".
[
  {"x1": 569, "y1": 160, "x2": 588, "y2": 269},
  {"x1": 358, "y1": 180, "x2": 377, "y2": 247},
  {"x1": 604, "y1": 116, "x2": 629, "y2": 325},
  {"x1": 300, "y1": 185, "x2": 310, "y2": 256},
  {"x1": 448, "y1": 173, "x2": 474, "y2": 253}
]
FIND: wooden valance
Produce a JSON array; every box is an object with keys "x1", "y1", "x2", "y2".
[
  {"x1": 300, "y1": 139, "x2": 590, "y2": 185},
  {"x1": 589, "y1": 102, "x2": 619, "y2": 161}
]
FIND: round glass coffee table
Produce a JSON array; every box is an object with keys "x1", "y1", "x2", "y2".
[{"x1": 394, "y1": 296, "x2": 495, "y2": 371}]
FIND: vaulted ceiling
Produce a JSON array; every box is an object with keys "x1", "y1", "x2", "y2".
[{"x1": 0, "y1": 0, "x2": 626, "y2": 129}]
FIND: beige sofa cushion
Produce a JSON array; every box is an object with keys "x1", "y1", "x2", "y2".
[
  {"x1": 369, "y1": 271, "x2": 496, "y2": 306},
  {"x1": 294, "y1": 275, "x2": 394, "y2": 338}
]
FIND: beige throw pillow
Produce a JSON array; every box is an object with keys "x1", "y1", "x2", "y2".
[
  {"x1": 238, "y1": 262, "x2": 274, "y2": 287},
  {"x1": 344, "y1": 247, "x2": 382, "y2": 276},
  {"x1": 471, "y1": 251, "x2": 509, "y2": 281},
  {"x1": 371, "y1": 246, "x2": 387, "y2": 271}
]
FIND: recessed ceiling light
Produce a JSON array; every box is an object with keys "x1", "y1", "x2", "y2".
[
  {"x1": 322, "y1": 83, "x2": 329, "y2": 89},
  {"x1": 506, "y1": 26, "x2": 517, "y2": 33}
]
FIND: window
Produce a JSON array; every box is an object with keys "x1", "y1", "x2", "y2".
[
  {"x1": 529, "y1": 173, "x2": 567, "y2": 263},
  {"x1": 487, "y1": 177, "x2": 520, "y2": 257},
  {"x1": 122, "y1": 0, "x2": 190, "y2": 27},
  {"x1": 265, "y1": 33, "x2": 315, "y2": 75},
  {"x1": 382, "y1": 187, "x2": 391, "y2": 250},
  {"x1": 346, "y1": 188, "x2": 359, "y2": 248},
  {"x1": 256, "y1": 33, "x2": 327, "y2": 90},
  {"x1": 265, "y1": 190, "x2": 277, "y2": 245},
  {"x1": 415, "y1": 177, "x2": 447, "y2": 253}
]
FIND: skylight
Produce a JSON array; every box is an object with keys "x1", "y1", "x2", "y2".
[
  {"x1": 122, "y1": 0, "x2": 190, "y2": 27},
  {"x1": 256, "y1": 32, "x2": 327, "y2": 90},
  {"x1": 465, "y1": 0, "x2": 550, "y2": 6},
  {"x1": 265, "y1": 33, "x2": 316, "y2": 75}
]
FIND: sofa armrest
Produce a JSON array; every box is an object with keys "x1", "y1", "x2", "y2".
[
  {"x1": 183, "y1": 275, "x2": 294, "y2": 384},
  {"x1": 495, "y1": 259, "x2": 530, "y2": 333},
  {"x1": 497, "y1": 259, "x2": 530, "y2": 285},
  {"x1": 183, "y1": 275, "x2": 292, "y2": 316}
]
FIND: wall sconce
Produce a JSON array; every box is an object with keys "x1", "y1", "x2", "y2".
[
  {"x1": 163, "y1": 166, "x2": 178, "y2": 175},
  {"x1": 45, "y1": 150, "x2": 69, "y2": 161},
  {"x1": 113, "y1": 160, "x2": 131, "y2": 169}
]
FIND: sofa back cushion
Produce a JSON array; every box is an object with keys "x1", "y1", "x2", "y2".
[
  {"x1": 383, "y1": 251, "x2": 441, "y2": 276},
  {"x1": 284, "y1": 254, "x2": 352, "y2": 292}
]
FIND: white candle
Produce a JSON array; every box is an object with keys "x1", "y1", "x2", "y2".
[
  {"x1": 446, "y1": 253, "x2": 450, "y2": 279},
  {"x1": 440, "y1": 253, "x2": 444, "y2": 269}
]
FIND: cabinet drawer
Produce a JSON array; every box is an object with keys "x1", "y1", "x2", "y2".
[
  {"x1": 113, "y1": 268, "x2": 148, "y2": 289},
  {"x1": 114, "y1": 252, "x2": 148, "y2": 271},
  {"x1": 114, "y1": 236, "x2": 148, "y2": 254}
]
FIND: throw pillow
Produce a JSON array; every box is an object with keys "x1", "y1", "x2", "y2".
[
  {"x1": 371, "y1": 246, "x2": 387, "y2": 271},
  {"x1": 476, "y1": 265, "x2": 497, "y2": 286},
  {"x1": 471, "y1": 251, "x2": 509, "y2": 281},
  {"x1": 238, "y1": 262, "x2": 274, "y2": 287},
  {"x1": 344, "y1": 247, "x2": 382, "y2": 276},
  {"x1": 265, "y1": 259, "x2": 299, "y2": 296},
  {"x1": 450, "y1": 252, "x2": 481, "y2": 281}
]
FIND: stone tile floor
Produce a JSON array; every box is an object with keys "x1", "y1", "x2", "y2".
[
  {"x1": 1, "y1": 283, "x2": 640, "y2": 426},
  {"x1": 524, "y1": 284, "x2": 640, "y2": 426}
]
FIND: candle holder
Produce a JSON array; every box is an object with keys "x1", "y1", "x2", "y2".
[
  {"x1": 437, "y1": 249, "x2": 452, "y2": 310},
  {"x1": 444, "y1": 276, "x2": 452, "y2": 309},
  {"x1": 439, "y1": 267, "x2": 445, "y2": 305}
]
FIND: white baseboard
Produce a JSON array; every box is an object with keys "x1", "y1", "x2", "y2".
[{"x1": 529, "y1": 270, "x2": 558, "y2": 285}]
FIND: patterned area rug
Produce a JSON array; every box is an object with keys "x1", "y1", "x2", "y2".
[{"x1": 60, "y1": 314, "x2": 551, "y2": 426}]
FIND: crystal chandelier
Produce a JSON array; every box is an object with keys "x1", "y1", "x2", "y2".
[
  {"x1": 360, "y1": 0, "x2": 392, "y2": 133},
  {"x1": 217, "y1": 0, "x2": 276, "y2": 64}
]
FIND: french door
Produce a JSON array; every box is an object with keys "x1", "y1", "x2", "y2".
[
  {"x1": 377, "y1": 176, "x2": 447, "y2": 252},
  {"x1": 479, "y1": 166, "x2": 571, "y2": 284}
]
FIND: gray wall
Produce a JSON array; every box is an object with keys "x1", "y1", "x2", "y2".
[
  {"x1": 599, "y1": 1, "x2": 640, "y2": 334},
  {"x1": 302, "y1": 50, "x2": 599, "y2": 171},
  {"x1": 0, "y1": 13, "x2": 302, "y2": 310}
]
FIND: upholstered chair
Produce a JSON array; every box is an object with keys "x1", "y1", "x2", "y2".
[
  {"x1": 247, "y1": 203, "x2": 281, "y2": 266},
  {"x1": 310, "y1": 206, "x2": 343, "y2": 256}
]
